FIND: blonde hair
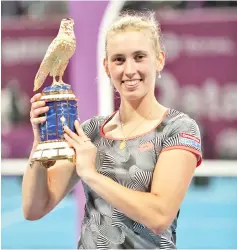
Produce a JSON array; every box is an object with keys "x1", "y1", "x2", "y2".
[{"x1": 105, "y1": 10, "x2": 164, "y2": 58}]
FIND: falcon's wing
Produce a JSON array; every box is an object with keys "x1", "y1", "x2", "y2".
[
  {"x1": 33, "y1": 37, "x2": 61, "y2": 91},
  {"x1": 56, "y1": 40, "x2": 76, "y2": 78}
]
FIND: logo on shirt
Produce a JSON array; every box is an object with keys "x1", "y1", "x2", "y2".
[
  {"x1": 180, "y1": 134, "x2": 201, "y2": 150},
  {"x1": 180, "y1": 133, "x2": 200, "y2": 143}
]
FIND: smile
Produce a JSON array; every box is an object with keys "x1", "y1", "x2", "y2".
[{"x1": 122, "y1": 79, "x2": 142, "y2": 89}]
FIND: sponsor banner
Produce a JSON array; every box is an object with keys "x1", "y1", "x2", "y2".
[{"x1": 155, "y1": 10, "x2": 237, "y2": 159}]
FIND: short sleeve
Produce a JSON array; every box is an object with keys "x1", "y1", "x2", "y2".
[
  {"x1": 81, "y1": 117, "x2": 98, "y2": 141},
  {"x1": 162, "y1": 117, "x2": 202, "y2": 167}
]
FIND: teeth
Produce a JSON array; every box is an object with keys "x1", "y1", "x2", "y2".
[{"x1": 124, "y1": 80, "x2": 140, "y2": 86}]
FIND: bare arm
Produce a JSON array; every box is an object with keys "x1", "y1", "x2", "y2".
[
  {"x1": 22, "y1": 93, "x2": 80, "y2": 220},
  {"x1": 22, "y1": 143, "x2": 79, "y2": 220},
  {"x1": 81, "y1": 150, "x2": 197, "y2": 234}
]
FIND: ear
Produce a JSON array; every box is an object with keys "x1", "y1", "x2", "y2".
[
  {"x1": 103, "y1": 58, "x2": 110, "y2": 78},
  {"x1": 156, "y1": 51, "x2": 165, "y2": 72}
]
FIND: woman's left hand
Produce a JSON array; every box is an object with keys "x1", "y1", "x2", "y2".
[{"x1": 63, "y1": 120, "x2": 97, "y2": 178}]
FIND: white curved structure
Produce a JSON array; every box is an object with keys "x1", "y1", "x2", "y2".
[{"x1": 97, "y1": 0, "x2": 126, "y2": 116}]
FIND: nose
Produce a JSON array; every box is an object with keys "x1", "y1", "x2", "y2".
[{"x1": 124, "y1": 60, "x2": 136, "y2": 79}]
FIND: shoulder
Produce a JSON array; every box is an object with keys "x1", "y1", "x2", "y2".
[
  {"x1": 163, "y1": 109, "x2": 200, "y2": 138},
  {"x1": 81, "y1": 115, "x2": 107, "y2": 127},
  {"x1": 161, "y1": 109, "x2": 202, "y2": 166},
  {"x1": 81, "y1": 115, "x2": 108, "y2": 139}
]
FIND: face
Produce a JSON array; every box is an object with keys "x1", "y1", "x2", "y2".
[{"x1": 104, "y1": 30, "x2": 164, "y2": 101}]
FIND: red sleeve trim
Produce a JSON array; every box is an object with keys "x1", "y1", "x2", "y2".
[{"x1": 161, "y1": 146, "x2": 202, "y2": 167}]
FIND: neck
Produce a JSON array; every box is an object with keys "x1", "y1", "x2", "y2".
[{"x1": 119, "y1": 92, "x2": 165, "y2": 124}]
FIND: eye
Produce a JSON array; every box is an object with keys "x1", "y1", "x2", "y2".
[
  {"x1": 135, "y1": 54, "x2": 146, "y2": 61},
  {"x1": 114, "y1": 56, "x2": 125, "y2": 64}
]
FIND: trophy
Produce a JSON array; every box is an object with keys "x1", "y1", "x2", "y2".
[{"x1": 31, "y1": 18, "x2": 78, "y2": 165}]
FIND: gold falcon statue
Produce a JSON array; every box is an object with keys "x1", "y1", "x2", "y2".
[{"x1": 34, "y1": 18, "x2": 76, "y2": 91}]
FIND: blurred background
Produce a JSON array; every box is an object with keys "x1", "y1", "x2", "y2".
[{"x1": 1, "y1": 0, "x2": 237, "y2": 249}]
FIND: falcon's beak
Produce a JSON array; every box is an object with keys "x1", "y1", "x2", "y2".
[{"x1": 63, "y1": 18, "x2": 74, "y2": 25}]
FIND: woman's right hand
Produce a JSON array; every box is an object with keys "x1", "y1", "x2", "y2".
[{"x1": 30, "y1": 93, "x2": 49, "y2": 144}]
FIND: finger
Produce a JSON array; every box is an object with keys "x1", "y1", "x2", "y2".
[
  {"x1": 31, "y1": 101, "x2": 46, "y2": 110},
  {"x1": 74, "y1": 120, "x2": 86, "y2": 137},
  {"x1": 64, "y1": 133, "x2": 78, "y2": 148},
  {"x1": 31, "y1": 116, "x2": 47, "y2": 125},
  {"x1": 63, "y1": 125, "x2": 83, "y2": 144},
  {"x1": 30, "y1": 93, "x2": 42, "y2": 103},
  {"x1": 31, "y1": 106, "x2": 49, "y2": 118},
  {"x1": 74, "y1": 120, "x2": 91, "y2": 143}
]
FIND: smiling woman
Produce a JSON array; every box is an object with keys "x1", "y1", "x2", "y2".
[
  {"x1": 104, "y1": 12, "x2": 164, "y2": 104},
  {"x1": 22, "y1": 10, "x2": 203, "y2": 250}
]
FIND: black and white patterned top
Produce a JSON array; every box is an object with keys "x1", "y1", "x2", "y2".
[{"x1": 78, "y1": 108, "x2": 202, "y2": 249}]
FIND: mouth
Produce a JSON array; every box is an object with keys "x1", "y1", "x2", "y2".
[{"x1": 121, "y1": 79, "x2": 142, "y2": 89}]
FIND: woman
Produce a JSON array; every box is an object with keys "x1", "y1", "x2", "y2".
[{"x1": 22, "y1": 11, "x2": 202, "y2": 249}]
